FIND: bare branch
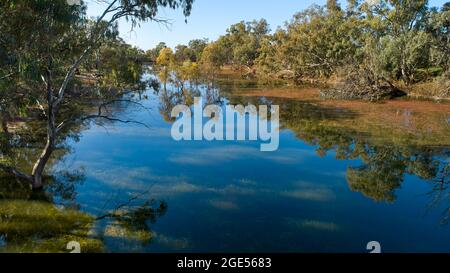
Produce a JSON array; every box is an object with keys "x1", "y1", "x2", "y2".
[
  {"x1": 53, "y1": 0, "x2": 173, "y2": 109},
  {"x1": 95, "y1": 190, "x2": 151, "y2": 221},
  {"x1": 81, "y1": 114, "x2": 150, "y2": 128},
  {"x1": 54, "y1": 0, "x2": 119, "y2": 107},
  {"x1": 56, "y1": 98, "x2": 150, "y2": 132}
]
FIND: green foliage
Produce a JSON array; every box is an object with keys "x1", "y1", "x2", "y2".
[
  {"x1": 188, "y1": 38, "x2": 209, "y2": 61},
  {"x1": 0, "y1": 196, "x2": 169, "y2": 252},
  {"x1": 174, "y1": 44, "x2": 195, "y2": 63},
  {"x1": 146, "y1": 42, "x2": 167, "y2": 62},
  {"x1": 176, "y1": 61, "x2": 201, "y2": 82},
  {"x1": 156, "y1": 19, "x2": 270, "y2": 78},
  {"x1": 97, "y1": 39, "x2": 146, "y2": 88},
  {"x1": 147, "y1": 0, "x2": 448, "y2": 90},
  {"x1": 359, "y1": 0, "x2": 437, "y2": 85},
  {"x1": 0, "y1": 199, "x2": 103, "y2": 253},
  {"x1": 200, "y1": 43, "x2": 227, "y2": 72},
  {"x1": 0, "y1": 0, "x2": 192, "y2": 251},
  {"x1": 156, "y1": 47, "x2": 175, "y2": 84},
  {"x1": 154, "y1": 45, "x2": 201, "y2": 88},
  {"x1": 428, "y1": 3, "x2": 450, "y2": 71},
  {"x1": 0, "y1": 0, "x2": 195, "y2": 189},
  {"x1": 259, "y1": 4, "x2": 361, "y2": 79},
  {"x1": 224, "y1": 19, "x2": 270, "y2": 67}
]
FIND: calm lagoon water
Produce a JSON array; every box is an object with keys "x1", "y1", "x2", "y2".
[{"x1": 3, "y1": 77, "x2": 449, "y2": 253}]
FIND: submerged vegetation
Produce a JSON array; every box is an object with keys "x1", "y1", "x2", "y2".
[
  {"x1": 0, "y1": 199, "x2": 102, "y2": 253},
  {"x1": 0, "y1": 197, "x2": 168, "y2": 252}
]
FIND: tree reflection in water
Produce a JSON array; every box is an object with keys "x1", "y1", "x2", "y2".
[
  {"x1": 0, "y1": 171, "x2": 168, "y2": 252},
  {"x1": 223, "y1": 86, "x2": 449, "y2": 224},
  {"x1": 0, "y1": 76, "x2": 448, "y2": 252},
  {"x1": 159, "y1": 79, "x2": 449, "y2": 223},
  {"x1": 0, "y1": 90, "x2": 168, "y2": 252}
]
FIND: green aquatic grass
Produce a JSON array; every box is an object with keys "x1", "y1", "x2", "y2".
[{"x1": 0, "y1": 200, "x2": 104, "y2": 253}]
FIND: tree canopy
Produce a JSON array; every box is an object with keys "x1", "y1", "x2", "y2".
[
  {"x1": 0, "y1": 0, "x2": 194, "y2": 189},
  {"x1": 147, "y1": 0, "x2": 449, "y2": 94}
]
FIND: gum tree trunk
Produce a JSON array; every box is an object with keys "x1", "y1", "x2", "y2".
[
  {"x1": 31, "y1": 130, "x2": 55, "y2": 190},
  {"x1": 31, "y1": 71, "x2": 57, "y2": 190}
]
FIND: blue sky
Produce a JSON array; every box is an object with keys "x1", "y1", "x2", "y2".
[{"x1": 87, "y1": 0, "x2": 448, "y2": 51}]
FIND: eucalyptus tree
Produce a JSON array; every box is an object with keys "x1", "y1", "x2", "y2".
[
  {"x1": 188, "y1": 38, "x2": 209, "y2": 62},
  {"x1": 145, "y1": 42, "x2": 167, "y2": 63},
  {"x1": 256, "y1": 29, "x2": 290, "y2": 78},
  {"x1": 257, "y1": 2, "x2": 361, "y2": 80},
  {"x1": 427, "y1": 2, "x2": 450, "y2": 72},
  {"x1": 97, "y1": 39, "x2": 147, "y2": 88},
  {"x1": 360, "y1": 0, "x2": 433, "y2": 85},
  {"x1": 222, "y1": 19, "x2": 270, "y2": 68},
  {"x1": 0, "y1": 0, "x2": 194, "y2": 190},
  {"x1": 0, "y1": 0, "x2": 89, "y2": 185},
  {"x1": 174, "y1": 44, "x2": 195, "y2": 63},
  {"x1": 156, "y1": 47, "x2": 175, "y2": 88},
  {"x1": 200, "y1": 43, "x2": 227, "y2": 79}
]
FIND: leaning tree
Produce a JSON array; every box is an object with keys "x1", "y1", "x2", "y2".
[{"x1": 0, "y1": 0, "x2": 194, "y2": 189}]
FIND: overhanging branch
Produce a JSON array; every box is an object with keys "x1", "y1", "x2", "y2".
[{"x1": 56, "y1": 98, "x2": 151, "y2": 132}]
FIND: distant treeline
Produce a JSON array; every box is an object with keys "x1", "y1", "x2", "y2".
[{"x1": 148, "y1": 0, "x2": 449, "y2": 94}]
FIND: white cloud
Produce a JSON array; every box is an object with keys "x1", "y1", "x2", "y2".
[{"x1": 168, "y1": 145, "x2": 312, "y2": 166}]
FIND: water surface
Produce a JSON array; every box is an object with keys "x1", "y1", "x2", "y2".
[{"x1": 1, "y1": 77, "x2": 449, "y2": 253}]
